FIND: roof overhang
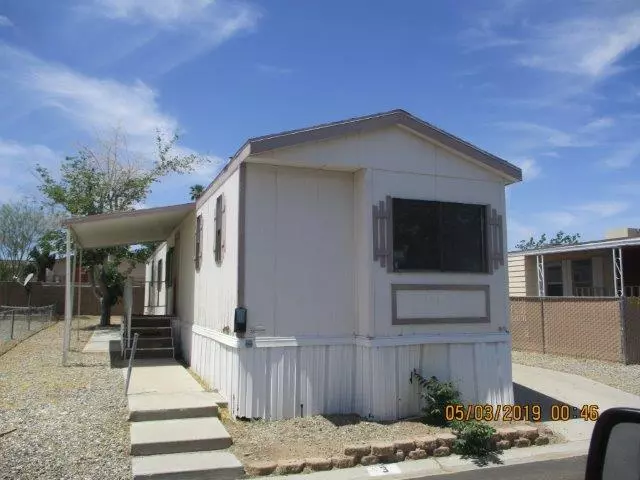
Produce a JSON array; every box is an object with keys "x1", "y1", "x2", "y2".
[
  {"x1": 509, "y1": 236, "x2": 640, "y2": 256},
  {"x1": 64, "y1": 203, "x2": 195, "y2": 249}
]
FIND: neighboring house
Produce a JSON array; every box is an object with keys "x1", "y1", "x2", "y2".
[
  {"x1": 508, "y1": 227, "x2": 640, "y2": 298},
  {"x1": 66, "y1": 109, "x2": 522, "y2": 420},
  {"x1": 47, "y1": 257, "x2": 146, "y2": 284}
]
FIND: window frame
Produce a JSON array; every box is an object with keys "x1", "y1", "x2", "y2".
[{"x1": 390, "y1": 197, "x2": 489, "y2": 274}]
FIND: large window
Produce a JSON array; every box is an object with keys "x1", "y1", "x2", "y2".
[
  {"x1": 572, "y1": 259, "x2": 593, "y2": 293},
  {"x1": 392, "y1": 198, "x2": 487, "y2": 273}
]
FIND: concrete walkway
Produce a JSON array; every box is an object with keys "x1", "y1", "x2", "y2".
[
  {"x1": 513, "y1": 363, "x2": 640, "y2": 441},
  {"x1": 82, "y1": 328, "x2": 120, "y2": 353},
  {"x1": 123, "y1": 358, "x2": 243, "y2": 479}
]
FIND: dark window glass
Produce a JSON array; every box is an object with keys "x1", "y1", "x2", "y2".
[
  {"x1": 392, "y1": 198, "x2": 440, "y2": 271},
  {"x1": 157, "y1": 259, "x2": 163, "y2": 291},
  {"x1": 195, "y1": 214, "x2": 202, "y2": 270},
  {"x1": 392, "y1": 198, "x2": 487, "y2": 273},
  {"x1": 441, "y1": 202, "x2": 486, "y2": 273}
]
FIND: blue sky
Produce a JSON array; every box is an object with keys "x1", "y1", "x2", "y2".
[{"x1": 0, "y1": 0, "x2": 639, "y2": 247}]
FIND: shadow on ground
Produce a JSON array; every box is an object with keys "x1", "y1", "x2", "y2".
[
  {"x1": 513, "y1": 383, "x2": 578, "y2": 421},
  {"x1": 461, "y1": 452, "x2": 504, "y2": 467}
]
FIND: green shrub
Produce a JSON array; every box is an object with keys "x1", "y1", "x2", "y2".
[
  {"x1": 409, "y1": 369, "x2": 461, "y2": 426},
  {"x1": 450, "y1": 420, "x2": 496, "y2": 456}
]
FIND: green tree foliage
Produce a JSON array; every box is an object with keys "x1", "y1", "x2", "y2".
[
  {"x1": 26, "y1": 242, "x2": 57, "y2": 282},
  {"x1": 189, "y1": 184, "x2": 205, "y2": 201},
  {"x1": 515, "y1": 231, "x2": 581, "y2": 251},
  {"x1": 0, "y1": 200, "x2": 60, "y2": 281},
  {"x1": 36, "y1": 129, "x2": 208, "y2": 326},
  {"x1": 410, "y1": 369, "x2": 461, "y2": 426}
]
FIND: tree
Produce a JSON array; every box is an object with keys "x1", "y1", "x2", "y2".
[
  {"x1": 26, "y1": 243, "x2": 57, "y2": 282},
  {"x1": 0, "y1": 200, "x2": 60, "y2": 281},
  {"x1": 190, "y1": 184, "x2": 205, "y2": 201},
  {"x1": 36, "y1": 129, "x2": 208, "y2": 326},
  {"x1": 515, "y1": 231, "x2": 581, "y2": 251}
]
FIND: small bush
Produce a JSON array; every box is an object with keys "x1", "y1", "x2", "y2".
[
  {"x1": 450, "y1": 420, "x2": 496, "y2": 456},
  {"x1": 410, "y1": 369, "x2": 461, "y2": 426}
]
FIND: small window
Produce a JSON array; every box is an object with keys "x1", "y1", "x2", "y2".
[
  {"x1": 165, "y1": 248, "x2": 174, "y2": 287},
  {"x1": 214, "y1": 194, "x2": 225, "y2": 265},
  {"x1": 545, "y1": 263, "x2": 563, "y2": 296},
  {"x1": 157, "y1": 259, "x2": 163, "y2": 291},
  {"x1": 391, "y1": 198, "x2": 487, "y2": 273},
  {"x1": 195, "y1": 214, "x2": 202, "y2": 270},
  {"x1": 572, "y1": 259, "x2": 593, "y2": 294}
]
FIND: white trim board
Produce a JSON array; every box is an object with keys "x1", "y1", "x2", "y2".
[{"x1": 190, "y1": 324, "x2": 510, "y2": 349}]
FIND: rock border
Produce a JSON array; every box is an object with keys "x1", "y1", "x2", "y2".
[{"x1": 243, "y1": 425, "x2": 554, "y2": 477}]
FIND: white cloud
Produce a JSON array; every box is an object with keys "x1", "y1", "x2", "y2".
[
  {"x1": 87, "y1": 0, "x2": 261, "y2": 71},
  {"x1": 256, "y1": 64, "x2": 293, "y2": 76},
  {"x1": 518, "y1": 11, "x2": 640, "y2": 78},
  {"x1": 0, "y1": 44, "x2": 177, "y2": 152},
  {"x1": 537, "y1": 211, "x2": 579, "y2": 229},
  {"x1": 574, "y1": 201, "x2": 629, "y2": 217},
  {"x1": 495, "y1": 122, "x2": 584, "y2": 148},
  {"x1": 582, "y1": 117, "x2": 615, "y2": 132},
  {"x1": 514, "y1": 158, "x2": 541, "y2": 180},
  {"x1": 0, "y1": 139, "x2": 59, "y2": 201},
  {"x1": 602, "y1": 142, "x2": 640, "y2": 169},
  {"x1": 0, "y1": 15, "x2": 13, "y2": 27}
]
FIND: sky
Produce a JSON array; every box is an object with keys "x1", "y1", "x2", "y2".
[{"x1": 0, "y1": 0, "x2": 639, "y2": 247}]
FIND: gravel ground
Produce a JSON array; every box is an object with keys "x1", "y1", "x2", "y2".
[
  {"x1": 0, "y1": 318, "x2": 130, "y2": 480},
  {"x1": 513, "y1": 350, "x2": 640, "y2": 396},
  {"x1": 222, "y1": 412, "x2": 552, "y2": 463}
]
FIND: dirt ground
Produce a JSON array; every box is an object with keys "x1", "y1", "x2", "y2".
[{"x1": 222, "y1": 411, "x2": 558, "y2": 463}]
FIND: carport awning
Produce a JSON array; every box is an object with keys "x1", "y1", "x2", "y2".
[{"x1": 64, "y1": 203, "x2": 195, "y2": 249}]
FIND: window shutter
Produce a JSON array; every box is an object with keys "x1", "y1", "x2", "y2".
[
  {"x1": 488, "y1": 207, "x2": 504, "y2": 271},
  {"x1": 195, "y1": 214, "x2": 202, "y2": 270},
  {"x1": 372, "y1": 196, "x2": 392, "y2": 268},
  {"x1": 221, "y1": 194, "x2": 226, "y2": 255}
]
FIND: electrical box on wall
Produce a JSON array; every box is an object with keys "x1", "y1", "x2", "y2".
[{"x1": 234, "y1": 307, "x2": 247, "y2": 333}]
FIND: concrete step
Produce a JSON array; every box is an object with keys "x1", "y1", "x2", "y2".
[
  {"x1": 132, "y1": 451, "x2": 244, "y2": 480},
  {"x1": 137, "y1": 337, "x2": 173, "y2": 349},
  {"x1": 132, "y1": 317, "x2": 172, "y2": 328},
  {"x1": 127, "y1": 347, "x2": 174, "y2": 359},
  {"x1": 130, "y1": 417, "x2": 232, "y2": 456},
  {"x1": 131, "y1": 326, "x2": 172, "y2": 337},
  {"x1": 128, "y1": 392, "x2": 220, "y2": 422}
]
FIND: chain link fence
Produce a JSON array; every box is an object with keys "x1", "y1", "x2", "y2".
[
  {"x1": 0, "y1": 305, "x2": 56, "y2": 344},
  {"x1": 511, "y1": 296, "x2": 640, "y2": 364}
]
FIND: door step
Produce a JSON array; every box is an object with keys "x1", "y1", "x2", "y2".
[
  {"x1": 128, "y1": 392, "x2": 220, "y2": 422},
  {"x1": 130, "y1": 417, "x2": 232, "y2": 456},
  {"x1": 126, "y1": 347, "x2": 174, "y2": 359},
  {"x1": 131, "y1": 450, "x2": 244, "y2": 480}
]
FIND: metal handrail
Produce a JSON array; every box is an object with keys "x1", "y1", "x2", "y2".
[{"x1": 125, "y1": 333, "x2": 139, "y2": 395}]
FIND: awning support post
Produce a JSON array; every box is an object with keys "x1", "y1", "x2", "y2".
[
  {"x1": 536, "y1": 254, "x2": 545, "y2": 297},
  {"x1": 613, "y1": 247, "x2": 624, "y2": 297},
  {"x1": 76, "y1": 248, "x2": 83, "y2": 342},
  {"x1": 63, "y1": 228, "x2": 72, "y2": 366}
]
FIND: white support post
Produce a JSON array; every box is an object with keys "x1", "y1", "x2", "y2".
[
  {"x1": 63, "y1": 228, "x2": 72, "y2": 366},
  {"x1": 613, "y1": 248, "x2": 624, "y2": 297},
  {"x1": 536, "y1": 254, "x2": 546, "y2": 297},
  {"x1": 76, "y1": 248, "x2": 83, "y2": 342}
]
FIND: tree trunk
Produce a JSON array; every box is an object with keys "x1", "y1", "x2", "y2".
[
  {"x1": 37, "y1": 265, "x2": 47, "y2": 282},
  {"x1": 99, "y1": 294, "x2": 112, "y2": 327}
]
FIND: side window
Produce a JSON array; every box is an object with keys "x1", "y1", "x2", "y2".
[
  {"x1": 157, "y1": 259, "x2": 163, "y2": 291},
  {"x1": 195, "y1": 214, "x2": 202, "y2": 270},
  {"x1": 214, "y1": 194, "x2": 225, "y2": 264}
]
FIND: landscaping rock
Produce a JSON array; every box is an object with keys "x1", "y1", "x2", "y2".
[
  {"x1": 535, "y1": 436, "x2": 550, "y2": 446},
  {"x1": 306, "y1": 458, "x2": 332, "y2": 471},
  {"x1": 496, "y1": 439, "x2": 512, "y2": 450},
  {"x1": 490, "y1": 432, "x2": 502, "y2": 446},
  {"x1": 245, "y1": 461, "x2": 277, "y2": 476},
  {"x1": 515, "y1": 437, "x2": 531, "y2": 448},
  {"x1": 538, "y1": 425, "x2": 554, "y2": 436},
  {"x1": 360, "y1": 455, "x2": 379, "y2": 466},
  {"x1": 276, "y1": 459, "x2": 305, "y2": 475},
  {"x1": 516, "y1": 425, "x2": 540, "y2": 441},
  {"x1": 433, "y1": 446, "x2": 451, "y2": 457},
  {"x1": 414, "y1": 435, "x2": 437, "y2": 452},
  {"x1": 371, "y1": 442, "x2": 395, "y2": 457},
  {"x1": 436, "y1": 433, "x2": 456, "y2": 448},
  {"x1": 407, "y1": 448, "x2": 428, "y2": 460},
  {"x1": 344, "y1": 443, "x2": 371, "y2": 457},
  {"x1": 497, "y1": 427, "x2": 519, "y2": 441},
  {"x1": 394, "y1": 450, "x2": 406, "y2": 462},
  {"x1": 331, "y1": 456, "x2": 356, "y2": 469},
  {"x1": 393, "y1": 439, "x2": 416, "y2": 453}
]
